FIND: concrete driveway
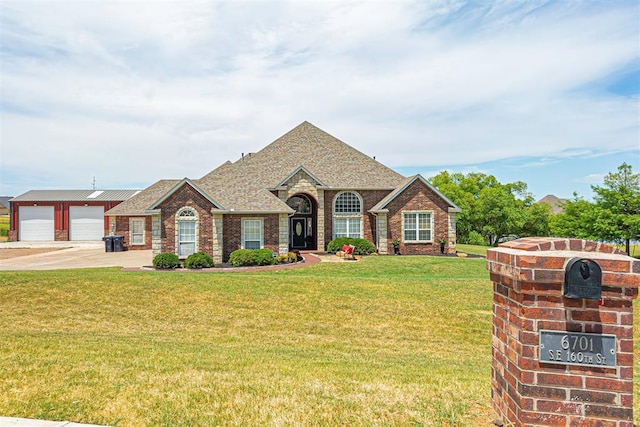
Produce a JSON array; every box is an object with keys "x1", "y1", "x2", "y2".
[{"x1": 0, "y1": 241, "x2": 152, "y2": 271}]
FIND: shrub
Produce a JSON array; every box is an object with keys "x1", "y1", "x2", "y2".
[
  {"x1": 463, "y1": 231, "x2": 487, "y2": 246},
  {"x1": 153, "y1": 253, "x2": 181, "y2": 269},
  {"x1": 326, "y1": 237, "x2": 376, "y2": 255},
  {"x1": 275, "y1": 252, "x2": 299, "y2": 265},
  {"x1": 254, "y1": 248, "x2": 276, "y2": 266},
  {"x1": 229, "y1": 249, "x2": 276, "y2": 267},
  {"x1": 184, "y1": 251, "x2": 214, "y2": 269},
  {"x1": 229, "y1": 249, "x2": 254, "y2": 267}
]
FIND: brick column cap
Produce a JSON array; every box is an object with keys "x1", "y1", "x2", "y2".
[{"x1": 487, "y1": 237, "x2": 639, "y2": 288}]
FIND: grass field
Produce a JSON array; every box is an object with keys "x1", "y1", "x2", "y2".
[
  {"x1": 0, "y1": 215, "x2": 8, "y2": 242},
  {"x1": 0, "y1": 256, "x2": 637, "y2": 426}
]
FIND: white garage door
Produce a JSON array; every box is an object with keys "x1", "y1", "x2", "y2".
[
  {"x1": 69, "y1": 206, "x2": 105, "y2": 241},
  {"x1": 19, "y1": 206, "x2": 55, "y2": 241}
]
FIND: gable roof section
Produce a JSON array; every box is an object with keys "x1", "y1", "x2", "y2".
[
  {"x1": 370, "y1": 174, "x2": 461, "y2": 213},
  {"x1": 148, "y1": 178, "x2": 224, "y2": 211},
  {"x1": 273, "y1": 165, "x2": 327, "y2": 189},
  {"x1": 105, "y1": 180, "x2": 180, "y2": 216}
]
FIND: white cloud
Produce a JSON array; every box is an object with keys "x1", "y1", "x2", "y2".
[
  {"x1": 1, "y1": 0, "x2": 638, "y2": 196},
  {"x1": 574, "y1": 174, "x2": 606, "y2": 185}
]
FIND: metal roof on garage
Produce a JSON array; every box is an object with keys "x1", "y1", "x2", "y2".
[{"x1": 10, "y1": 189, "x2": 141, "y2": 202}]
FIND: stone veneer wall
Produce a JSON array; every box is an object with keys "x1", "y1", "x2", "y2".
[
  {"x1": 448, "y1": 213, "x2": 457, "y2": 253},
  {"x1": 278, "y1": 214, "x2": 289, "y2": 255},
  {"x1": 277, "y1": 169, "x2": 324, "y2": 250},
  {"x1": 487, "y1": 237, "x2": 639, "y2": 426},
  {"x1": 211, "y1": 213, "x2": 224, "y2": 263},
  {"x1": 376, "y1": 212, "x2": 388, "y2": 254},
  {"x1": 151, "y1": 214, "x2": 161, "y2": 255}
]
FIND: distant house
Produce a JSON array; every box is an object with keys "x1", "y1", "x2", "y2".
[
  {"x1": 0, "y1": 196, "x2": 11, "y2": 216},
  {"x1": 9, "y1": 190, "x2": 140, "y2": 241},
  {"x1": 106, "y1": 122, "x2": 461, "y2": 261},
  {"x1": 537, "y1": 194, "x2": 567, "y2": 215}
]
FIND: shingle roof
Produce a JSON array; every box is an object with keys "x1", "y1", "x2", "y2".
[
  {"x1": 194, "y1": 121, "x2": 405, "y2": 212},
  {"x1": 370, "y1": 175, "x2": 461, "y2": 213},
  {"x1": 203, "y1": 121, "x2": 404, "y2": 189},
  {"x1": 148, "y1": 178, "x2": 225, "y2": 211},
  {"x1": 537, "y1": 194, "x2": 567, "y2": 214},
  {"x1": 108, "y1": 122, "x2": 408, "y2": 215},
  {"x1": 11, "y1": 189, "x2": 140, "y2": 202},
  {"x1": 105, "y1": 180, "x2": 180, "y2": 215}
]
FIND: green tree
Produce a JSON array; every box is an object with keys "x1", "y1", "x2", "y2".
[
  {"x1": 591, "y1": 163, "x2": 640, "y2": 254},
  {"x1": 549, "y1": 194, "x2": 599, "y2": 240},
  {"x1": 430, "y1": 171, "x2": 551, "y2": 246}
]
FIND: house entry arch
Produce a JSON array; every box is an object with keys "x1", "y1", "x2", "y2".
[{"x1": 286, "y1": 193, "x2": 317, "y2": 250}]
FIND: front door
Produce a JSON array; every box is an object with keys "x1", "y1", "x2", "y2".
[{"x1": 291, "y1": 218, "x2": 307, "y2": 249}]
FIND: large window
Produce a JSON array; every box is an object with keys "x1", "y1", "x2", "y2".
[
  {"x1": 176, "y1": 207, "x2": 198, "y2": 257},
  {"x1": 242, "y1": 218, "x2": 263, "y2": 249},
  {"x1": 334, "y1": 192, "x2": 361, "y2": 214},
  {"x1": 333, "y1": 192, "x2": 362, "y2": 239},
  {"x1": 334, "y1": 217, "x2": 361, "y2": 238},
  {"x1": 130, "y1": 218, "x2": 145, "y2": 245},
  {"x1": 403, "y1": 211, "x2": 433, "y2": 243}
]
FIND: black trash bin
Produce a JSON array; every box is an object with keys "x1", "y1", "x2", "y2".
[
  {"x1": 113, "y1": 235, "x2": 125, "y2": 252},
  {"x1": 103, "y1": 236, "x2": 114, "y2": 253}
]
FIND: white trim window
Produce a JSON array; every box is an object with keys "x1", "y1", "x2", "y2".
[
  {"x1": 333, "y1": 191, "x2": 363, "y2": 239},
  {"x1": 403, "y1": 211, "x2": 433, "y2": 243},
  {"x1": 176, "y1": 207, "x2": 198, "y2": 257},
  {"x1": 130, "y1": 218, "x2": 145, "y2": 245},
  {"x1": 242, "y1": 218, "x2": 263, "y2": 249}
]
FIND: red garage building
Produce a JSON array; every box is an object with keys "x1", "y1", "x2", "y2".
[{"x1": 9, "y1": 190, "x2": 139, "y2": 241}]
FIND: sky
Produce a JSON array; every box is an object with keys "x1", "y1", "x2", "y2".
[{"x1": 1, "y1": 0, "x2": 639, "y2": 201}]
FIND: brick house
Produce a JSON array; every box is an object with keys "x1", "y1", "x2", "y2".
[{"x1": 106, "y1": 122, "x2": 460, "y2": 262}]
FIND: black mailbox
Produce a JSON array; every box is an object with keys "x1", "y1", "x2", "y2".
[{"x1": 564, "y1": 258, "x2": 602, "y2": 300}]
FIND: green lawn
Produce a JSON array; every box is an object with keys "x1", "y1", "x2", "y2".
[
  {"x1": 455, "y1": 243, "x2": 489, "y2": 256},
  {"x1": 0, "y1": 256, "x2": 637, "y2": 426},
  {"x1": 0, "y1": 215, "x2": 8, "y2": 241}
]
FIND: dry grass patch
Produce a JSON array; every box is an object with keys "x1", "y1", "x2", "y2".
[{"x1": 0, "y1": 248, "x2": 64, "y2": 260}]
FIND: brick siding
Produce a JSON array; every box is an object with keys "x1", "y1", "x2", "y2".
[
  {"x1": 487, "y1": 237, "x2": 639, "y2": 426},
  {"x1": 113, "y1": 216, "x2": 152, "y2": 250},
  {"x1": 158, "y1": 184, "x2": 215, "y2": 256},
  {"x1": 323, "y1": 189, "x2": 391, "y2": 250},
  {"x1": 223, "y1": 214, "x2": 280, "y2": 261},
  {"x1": 385, "y1": 180, "x2": 451, "y2": 255}
]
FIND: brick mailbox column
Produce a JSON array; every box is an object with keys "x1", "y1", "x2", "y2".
[{"x1": 487, "y1": 237, "x2": 639, "y2": 426}]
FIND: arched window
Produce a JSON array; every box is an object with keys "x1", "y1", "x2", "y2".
[
  {"x1": 287, "y1": 195, "x2": 312, "y2": 214},
  {"x1": 176, "y1": 207, "x2": 198, "y2": 257},
  {"x1": 333, "y1": 192, "x2": 363, "y2": 239}
]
